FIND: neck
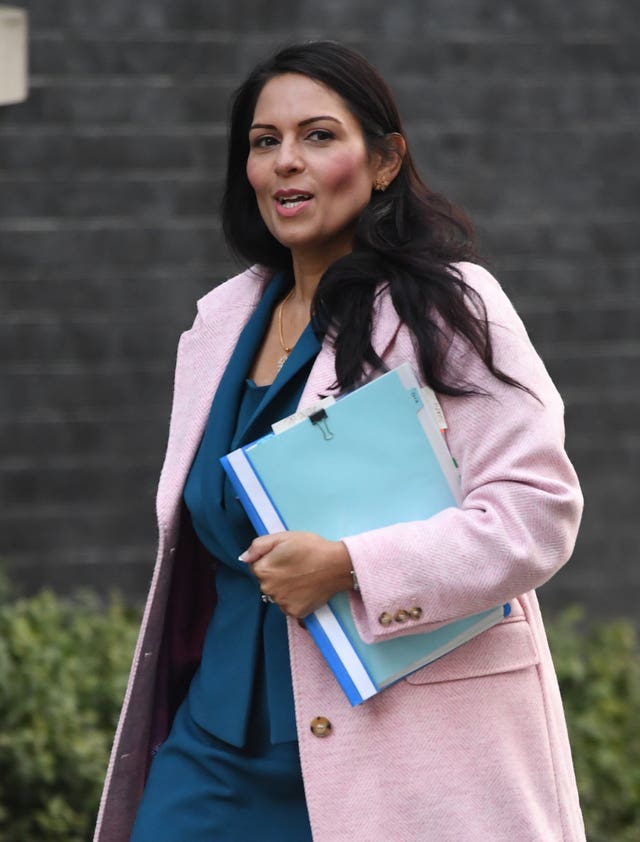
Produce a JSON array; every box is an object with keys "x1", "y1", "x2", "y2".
[
  {"x1": 289, "y1": 233, "x2": 355, "y2": 303},
  {"x1": 288, "y1": 236, "x2": 355, "y2": 308},
  {"x1": 289, "y1": 258, "x2": 322, "y2": 307}
]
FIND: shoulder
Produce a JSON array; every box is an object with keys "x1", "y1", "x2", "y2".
[
  {"x1": 454, "y1": 261, "x2": 500, "y2": 293},
  {"x1": 454, "y1": 261, "x2": 525, "y2": 330},
  {"x1": 447, "y1": 262, "x2": 538, "y2": 365},
  {"x1": 447, "y1": 263, "x2": 560, "y2": 405},
  {"x1": 194, "y1": 264, "x2": 273, "y2": 326}
]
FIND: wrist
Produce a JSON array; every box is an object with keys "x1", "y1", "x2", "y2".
[
  {"x1": 350, "y1": 567, "x2": 360, "y2": 591},
  {"x1": 329, "y1": 540, "x2": 356, "y2": 593}
]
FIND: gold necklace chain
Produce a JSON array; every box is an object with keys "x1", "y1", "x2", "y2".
[{"x1": 276, "y1": 288, "x2": 296, "y2": 370}]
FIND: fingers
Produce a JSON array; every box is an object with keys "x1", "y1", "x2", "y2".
[
  {"x1": 238, "y1": 532, "x2": 287, "y2": 563},
  {"x1": 238, "y1": 532, "x2": 310, "y2": 617},
  {"x1": 236, "y1": 533, "x2": 353, "y2": 619},
  {"x1": 238, "y1": 534, "x2": 290, "y2": 610}
]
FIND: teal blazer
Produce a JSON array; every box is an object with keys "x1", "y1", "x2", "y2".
[{"x1": 183, "y1": 273, "x2": 321, "y2": 747}]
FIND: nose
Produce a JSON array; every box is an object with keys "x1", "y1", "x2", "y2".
[{"x1": 274, "y1": 138, "x2": 304, "y2": 176}]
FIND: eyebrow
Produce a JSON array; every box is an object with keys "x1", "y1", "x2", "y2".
[{"x1": 249, "y1": 115, "x2": 343, "y2": 131}]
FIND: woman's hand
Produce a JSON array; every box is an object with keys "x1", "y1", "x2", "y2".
[{"x1": 239, "y1": 532, "x2": 353, "y2": 618}]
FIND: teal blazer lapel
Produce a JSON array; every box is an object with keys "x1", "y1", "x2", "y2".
[
  {"x1": 236, "y1": 322, "x2": 322, "y2": 447},
  {"x1": 196, "y1": 273, "x2": 291, "y2": 507}
]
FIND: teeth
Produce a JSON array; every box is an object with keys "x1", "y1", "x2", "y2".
[{"x1": 278, "y1": 195, "x2": 311, "y2": 207}]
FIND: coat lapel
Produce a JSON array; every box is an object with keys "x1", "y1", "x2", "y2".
[{"x1": 156, "y1": 271, "x2": 272, "y2": 534}]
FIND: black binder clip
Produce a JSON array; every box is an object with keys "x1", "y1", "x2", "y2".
[{"x1": 308, "y1": 408, "x2": 334, "y2": 441}]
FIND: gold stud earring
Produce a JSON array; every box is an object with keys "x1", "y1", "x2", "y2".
[{"x1": 373, "y1": 176, "x2": 388, "y2": 192}]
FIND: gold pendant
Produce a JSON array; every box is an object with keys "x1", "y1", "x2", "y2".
[{"x1": 276, "y1": 354, "x2": 288, "y2": 371}]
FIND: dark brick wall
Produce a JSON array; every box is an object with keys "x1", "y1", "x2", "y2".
[{"x1": 1, "y1": 2, "x2": 638, "y2": 618}]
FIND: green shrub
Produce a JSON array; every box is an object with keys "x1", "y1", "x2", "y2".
[
  {"x1": 0, "y1": 584, "x2": 139, "y2": 842},
  {"x1": 547, "y1": 607, "x2": 640, "y2": 842}
]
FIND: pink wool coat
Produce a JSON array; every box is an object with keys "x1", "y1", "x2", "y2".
[{"x1": 94, "y1": 262, "x2": 585, "y2": 841}]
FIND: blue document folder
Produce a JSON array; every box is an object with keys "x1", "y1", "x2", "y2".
[{"x1": 221, "y1": 364, "x2": 508, "y2": 705}]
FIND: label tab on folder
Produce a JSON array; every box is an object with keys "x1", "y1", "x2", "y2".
[{"x1": 420, "y1": 386, "x2": 448, "y2": 431}]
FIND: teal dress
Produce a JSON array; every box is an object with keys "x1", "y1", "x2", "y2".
[{"x1": 130, "y1": 274, "x2": 321, "y2": 842}]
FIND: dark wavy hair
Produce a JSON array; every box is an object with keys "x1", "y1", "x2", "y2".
[{"x1": 223, "y1": 41, "x2": 522, "y2": 396}]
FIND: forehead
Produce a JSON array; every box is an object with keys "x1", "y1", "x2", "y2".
[{"x1": 252, "y1": 73, "x2": 358, "y2": 126}]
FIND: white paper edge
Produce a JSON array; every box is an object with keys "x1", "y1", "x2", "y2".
[
  {"x1": 226, "y1": 447, "x2": 286, "y2": 533},
  {"x1": 314, "y1": 604, "x2": 378, "y2": 701},
  {"x1": 395, "y1": 363, "x2": 462, "y2": 505}
]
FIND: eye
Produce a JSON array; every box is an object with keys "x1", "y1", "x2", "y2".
[
  {"x1": 307, "y1": 128, "x2": 334, "y2": 142},
  {"x1": 251, "y1": 134, "x2": 279, "y2": 149}
]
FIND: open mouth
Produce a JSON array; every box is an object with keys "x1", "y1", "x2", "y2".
[{"x1": 277, "y1": 193, "x2": 313, "y2": 208}]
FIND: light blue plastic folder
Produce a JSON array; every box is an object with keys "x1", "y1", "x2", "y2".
[{"x1": 221, "y1": 364, "x2": 508, "y2": 705}]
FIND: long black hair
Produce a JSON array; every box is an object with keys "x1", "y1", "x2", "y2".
[{"x1": 223, "y1": 41, "x2": 522, "y2": 397}]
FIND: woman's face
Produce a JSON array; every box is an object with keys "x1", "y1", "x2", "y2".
[{"x1": 246, "y1": 73, "x2": 380, "y2": 270}]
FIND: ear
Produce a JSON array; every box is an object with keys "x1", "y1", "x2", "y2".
[{"x1": 372, "y1": 133, "x2": 407, "y2": 192}]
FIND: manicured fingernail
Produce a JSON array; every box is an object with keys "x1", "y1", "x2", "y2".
[{"x1": 238, "y1": 551, "x2": 249, "y2": 562}]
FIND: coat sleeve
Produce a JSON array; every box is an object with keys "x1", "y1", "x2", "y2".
[{"x1": 342, "y1": 263, "x2": 583, "y2": 644}]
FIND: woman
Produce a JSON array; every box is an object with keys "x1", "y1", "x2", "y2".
[{"x1": 94, "y1": 42, "x2": 585, "y2": 841}]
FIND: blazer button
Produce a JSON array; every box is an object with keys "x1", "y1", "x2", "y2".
[
  {"x1": 395, "y1": 609, "x2": 410, "y2": 623},
  {"x1": 378, "y1": 611, "x2": 393, "y2": 627},
  {"x1": 409, "y1": 606, "x2": 423, "y2": 620},
  {"x1": 310, "y1": 716, "x2": 332, "y2": 738}
]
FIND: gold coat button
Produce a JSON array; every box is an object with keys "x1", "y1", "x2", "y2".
[
  {"x1": 378, "y1": 611, "x2": 393, "y2": 626},
  {"x1": 409, "y1": 606, "x2": 423, "y2": 620},
  {"x1": 395, "y1": 609, "x2": 410, "y2": 623},
  {"x1": 310, "y1": 716, "x2": 332, "y2": 738}
]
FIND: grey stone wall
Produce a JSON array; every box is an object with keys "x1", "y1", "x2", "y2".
[{"x1": 1, "y1": 1, "x2": 638, "y2": 618}]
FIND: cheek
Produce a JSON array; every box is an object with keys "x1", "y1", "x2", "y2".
[
  {"x1": 246, "y1": 157, "x2": 266, "y2": 194},
  {"x1": 322, "y1": 151, "x2": 372, "y2": 196},
  {"x1": 246, "y1": 158, "x2": 272, "y2": 227}
]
